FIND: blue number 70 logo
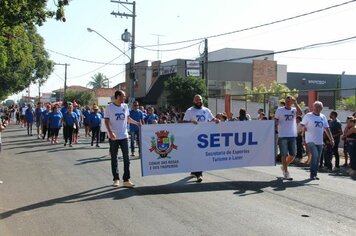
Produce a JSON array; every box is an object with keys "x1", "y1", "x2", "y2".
[{"x1": 115, "y1": 113, "x2": 126, "y2": 120}]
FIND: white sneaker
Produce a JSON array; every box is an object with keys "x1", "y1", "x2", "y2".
[
  {"x1": 112, "y1": 180, "x2": 120, "y2": 187},
  {"x1": 123, "y1": 180, "x2": 135, "y2": 188},
  {"x1": 284, "y1": 171, "x2": 293, "y2": 180}
]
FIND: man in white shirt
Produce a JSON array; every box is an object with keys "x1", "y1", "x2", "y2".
[
  {"x1": 301, "y1": 101, "x2": 334, "y2": 180},
  {"x1": 275, "y1": 95, "x2": 302, "y2": 180},
  {"x1": 183, "y1": 94, "x2": 219, "y2": 182},
  {"x1": 104, "y1": 90, "x2": 141, "y2": 188}
]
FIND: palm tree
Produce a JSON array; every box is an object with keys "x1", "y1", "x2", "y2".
[{"x1": 87, "y1": 73, "x2": 109, "y2": 89}]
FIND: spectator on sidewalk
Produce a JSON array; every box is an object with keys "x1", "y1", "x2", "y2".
[
  {"x1": 345, "y1": 117, "x2": 356, "y2": 176},
  {"x1": 144, "y1": 107, "x2": 158, "y2": 124},
  {"x1": 328, "y1": 111, "x2": 343, "y2": 171}
]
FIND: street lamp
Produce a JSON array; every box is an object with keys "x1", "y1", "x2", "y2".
[
  {"x1": 87, "y1": 28, "x2": 130, "y2": 60},
  {"x1": 87, "y1": 27, "x2": 135, "y2": 101}
]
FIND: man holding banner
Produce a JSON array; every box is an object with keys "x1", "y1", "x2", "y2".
[
  {"x1": 275, "y1": 95, "x2": 302, "y2": 180},
  {"x1": 104, "y1": 90, "x2": 141, "y2": 188},
  {"x1": 183, "y1": 94, "x2": 220, "y2": 182}
]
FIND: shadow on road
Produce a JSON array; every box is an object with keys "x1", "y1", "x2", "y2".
[
  {"x1": 75, "y1": 155, "x2": 109, "y2": 165},
  {"x1": 0, "y1": 177, "x2": 315, "y2": 220}
]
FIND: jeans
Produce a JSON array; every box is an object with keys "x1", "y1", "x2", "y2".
[
  {"x1": 91, "y1": 126, "x2": 100, "y2": 146},
  {"x1": 130, "y1": 130, "x2": 140, "y2": 154},
  {"x1": 100, "y1": 132, "x2": 106, "y2": 142},
  {"x1": 27, "y1": 122, "x2": 33, "y2": 135},
  {"x1": 296, "y1": 135, "x2": 303, "y2": 159},
  {"x1": 109, "y1": 138, "x2": 130, "y2": 181},
  {"x1": 307, "y1": 142, "x2": 323, "y2": 178},
  {"x1": 332, "y1": 139, "x2": 340, "y2": 168},
  {"x1": 323, "y1": 143, "x2": 333, "y2": 170},
  {"x1": 347, "y1": 140, "x2": 356, "y2": 170}
]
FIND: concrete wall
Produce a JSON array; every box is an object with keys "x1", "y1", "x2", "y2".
[
  {"x1": 209, "y1": 62, "x2": 252, "y2": 82},
  {"x1": 208, "y1": 97, "x2": 354, "y2": 122}
]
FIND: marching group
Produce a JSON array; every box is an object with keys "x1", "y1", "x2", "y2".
[{"x1": 1, "y1": 90, "x2": 356, "y2": 187}]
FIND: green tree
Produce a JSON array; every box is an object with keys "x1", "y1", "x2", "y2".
[
  {"x1": 245, "y1": 81, "x2": 299, "y2": 103},
  {"x1": 164, "y1": 76, "x2": 206, "y2": 111},
  {"x1": 87, "y1": 73, "x2": 109, "y2": 89},
  {"x1": 338, "y1": 96, "x2": 356, "y2": 111},
  {"x1": 0, "y1": 1, "x2": 70, "y2": 100},
  {"x1": 0, "y1": 26, "x2": 53, "y2": 100},
  {"x1": 0, "y1": 0, "x2": 70, "y2": 27},
  {"x1": 65, "y1": 90, "x2": 95, "y2": 106}
]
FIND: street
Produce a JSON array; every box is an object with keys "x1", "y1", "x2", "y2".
[{"x1": 1, "y1": 124, "x2": 356, "y2": 236}]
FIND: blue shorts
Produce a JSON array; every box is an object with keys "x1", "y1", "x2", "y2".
[{"x1": 278, "y1": 137, "x2": 297, "y2": 157}]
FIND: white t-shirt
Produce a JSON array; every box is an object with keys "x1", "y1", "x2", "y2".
[
  {"x1": 183, "y1": 106, "x2": 214, "y2": 123},
  {"x1": 21, "y1": 106, "x2": 27, "y2": 115},
  {"x1": 104, "y1": 103, "x2": 129, "y2": 140},
  {"x1": 301, "y1": 112, "x2": 329, "y2": 145},
  {"x1": 275, "y1": 106, "x2": 297, "y2": 137}
]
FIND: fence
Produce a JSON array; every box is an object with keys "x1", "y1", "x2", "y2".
[{"x1": 208, "y1": 88, "x2": 356, "y2": 121}]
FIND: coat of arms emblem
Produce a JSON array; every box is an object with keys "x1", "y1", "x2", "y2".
[{"x1": 149, "y1": 130, "x2": 177, "y2": 158}]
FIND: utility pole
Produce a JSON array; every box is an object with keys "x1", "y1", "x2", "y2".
[
  {"x1": 54, "y1": 63, "x2": 70, "y2": 101},
  {"x1": 204, "y1": 38, "x2": 208, "y2": 97},
  {"x1": 38, "y1": 83, "x2": 41, "y2": 102},
  {"x1": 111, "y1": 0, "x2": 136, "y2": 101}
]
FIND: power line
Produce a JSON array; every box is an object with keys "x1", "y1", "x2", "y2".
[
  {"x1": 136, "y1": 41, "x2": 202, "y2": 52},
  {"x1": 140, "y1": 0, "x2": 356, "y2": 47},
  {"x1": 209, "y1": 35, "x2": 356, "y2": 64},
  {"x1": 278, "y1": 55, "x2": 356, "y2": 61},
  {"x1": 53, "y1": 71, "x2": 65, "y2": 81},
  {"x1": 68, "y1": 55, "x2": 125, "y2": 80},
  {"x1": 47, "y1": 48, "x2": 124, "y2": 65},
  {"x1": 107, "y1": 70, "x2": 125, "y2": 80}
]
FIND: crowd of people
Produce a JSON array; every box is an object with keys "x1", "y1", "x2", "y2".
[{"x1": 1, "y1": 91, "x2": 355, "y2": 187}]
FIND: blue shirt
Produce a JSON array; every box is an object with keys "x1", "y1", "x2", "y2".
[
  {"x1": 49, "y1": 111, "x2": 63, "y2": 128},
  {"x1": 129, "y1": 109, "x2": 143, "y2": 132},
  {"x1": 64, "y1": 112, "x2": 77, "y2": 126},
  {"x1": 42, "y1": 110, "x2": 50, "y2": 124},
  {"x1": 89, "y1": 112, "x2": 102, "y2": 127},
  {"x1": 83, "y1": 110, "x2": 91, "y2": 123},
  {"x1": 145, "y1": 113, "x2": 158, "y2": 124},
  {"x1": 25, "y1": 108, "x2": 34, "y2": 123},
  {"x1": 73, "y1": 109, "x2": 82, "y2": 124},
  {"x1": 35, "y1": 108, "x2": 43, "y2": 121}
]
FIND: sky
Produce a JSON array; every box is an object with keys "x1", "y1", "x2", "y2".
[{"x1": 9, "y1": 0, "x2": 356, "y2": 100}]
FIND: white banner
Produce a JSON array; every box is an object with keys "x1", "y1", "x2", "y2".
[{"x1": 141, "y1": 121, "x2": 275, "y2": 176}]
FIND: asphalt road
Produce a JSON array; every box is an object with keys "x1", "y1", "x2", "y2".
[{"x1": 1, "y1": 125, "x2": 356, "y2": 236}]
